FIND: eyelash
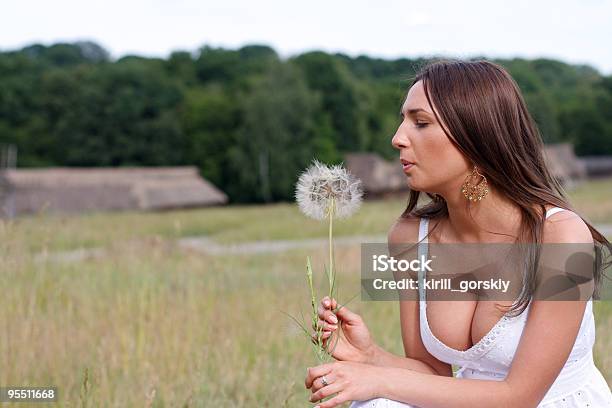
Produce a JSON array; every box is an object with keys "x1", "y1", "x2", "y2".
[{"x1": 400, "y1": 116, "x2": 429, "y2": 128}]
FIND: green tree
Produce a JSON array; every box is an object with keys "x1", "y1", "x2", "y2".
[{"x1": 228, "y1": 61, "x2": 320, "y2": 202}]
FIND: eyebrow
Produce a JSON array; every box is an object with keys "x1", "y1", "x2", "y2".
[{"x1": 400, "y1": 107, "x2": 433, "y2": 117}]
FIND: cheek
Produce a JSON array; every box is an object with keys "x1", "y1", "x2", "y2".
[{"x1": 415, "y1": 132, "x2": 469, "y2": 183}]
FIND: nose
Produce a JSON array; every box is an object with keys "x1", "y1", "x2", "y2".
[{"x1": 391, "y1": 123, "x2": 410, "y2": 150}]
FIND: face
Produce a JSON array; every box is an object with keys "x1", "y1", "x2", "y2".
[{"x1": 391, "y1": 80, "x2": 471, "y2": 195}]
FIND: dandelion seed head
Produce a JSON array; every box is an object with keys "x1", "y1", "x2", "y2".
[{"x1": 295, "y1": 159, "x2": 363, "y2": 220}]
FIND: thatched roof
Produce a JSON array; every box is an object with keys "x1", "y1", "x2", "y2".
[
  {"x1": 542, "y1": 143, "x2": 587, "y2": 186},
  {"x1": 343, "y1": 153, "x2": 408, "y2": 196},
  {"x1": 343, "y1": 144, "x2": 587, "y2": 198},
  {"x1": 0, "y1": 166, "x2": 227, "y2": 216},
  {"x1": 579, "y1": 156, "x2": 612, "y2": 178}
]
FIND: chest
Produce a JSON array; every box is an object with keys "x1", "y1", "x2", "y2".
[{"x1": 425, "y1": 300, "x2": 512, "y2": 351}]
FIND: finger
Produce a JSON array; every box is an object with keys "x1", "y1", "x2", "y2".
[
  {"x1": 313, "y1": 325, "x2": 334, "y2": 334},
  {"x1": 317, "y1": 306, "x2": 339, "y2": 325},
  {"x1": 321, "y1": 296, "x2": 332, "y2": 308},
  {"x1": 305, "y1": 363, "x2": 334, "y2": 389},
  {"x1": 309, "y1": 372, "x2": 335, "y2": 394},
  {"x1": 312, "y1": 327, "x2": 334, "y2": 336},
  {"x1": 333, "y1": 304, "x2": 362, "y2": 324},
  {"x1": 311, "y1": 331, "x2": 333, "y2": 348},
  {"x1": 311, "y1": 329, "x2": 333, "y2": 341},
  {"x1": 321, "y1": 297, "x2": 340, "y2": 311},
  {"x1": 314, "y1": 319, "x2": 337, "y2": 331},
  {"x1": 311, "y1": 328, "x2": 334, "y2": 344},
  {"x1": 317, "y1": 302, "x2": 328, "y2": 317},
  {"x1": 311, "y1": 330, "x2": 325, "y2": 342},
  {"x1": 315, "y1": 393, "x2": 349, "y2": 408},
  {"x1": 310, "y1": 382, "x2": 343, "y2": 403},
  {"x1": 312, "y1": 319, "x2": 335, "y2": 331}
]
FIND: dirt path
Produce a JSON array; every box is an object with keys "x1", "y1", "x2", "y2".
[
  {"x1": 34, "y1": 224, "x2": 612, "y2": 262},
  {"x1": 178, "y1": 234, "x2": 387, "y2": 255}
]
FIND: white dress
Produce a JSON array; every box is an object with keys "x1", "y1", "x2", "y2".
[{"x1": 351, "y1": 207, "x2": 612, "y2": 407}]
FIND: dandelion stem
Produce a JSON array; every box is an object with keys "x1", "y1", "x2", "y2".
[
  {"x1": 328, "y1": 197, "x2": 335, "y2": 300},
  {"x1": 294, "y1": 160, "x2": 363, "y2": 363}
]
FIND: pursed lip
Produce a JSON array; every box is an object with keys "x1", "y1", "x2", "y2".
[{"x1": 400, "y1": 158, "x2": 415, "y2": 173}]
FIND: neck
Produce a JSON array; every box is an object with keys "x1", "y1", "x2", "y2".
[{"x1": 437, "y1": 184, "x2": 522, "y2": 243}]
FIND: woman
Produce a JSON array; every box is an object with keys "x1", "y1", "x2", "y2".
[{"x1": 304, "y1": 60, "x2": 612, "y2": 407}]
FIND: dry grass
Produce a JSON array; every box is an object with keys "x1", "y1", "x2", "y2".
[
  {"x1": 0, "y1": 234, "x2": 403, "y2": 406},
  {"x1": 569, "y1": 178, "x2": 612, "y2": 224},
  {"x1": 1, "y1": 178, "x2": 611, "y2": 406},
  {"x1": 0, "y1": 198, "x2": 405, "y2": 254}
]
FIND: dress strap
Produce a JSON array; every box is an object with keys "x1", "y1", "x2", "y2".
[
  {"x1": 417, "y1": 217, "x2": 429, "y2": 302},
  {"x1": 418, "y1": 217, "x2": 429, "y2": 243},
  {"x1": 545, "y1": 206, "x2": 567, "y2": 219}
]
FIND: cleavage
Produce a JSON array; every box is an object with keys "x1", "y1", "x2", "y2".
[{"x1": 426, "y1": 300, "x2": 508, "y2": 352}]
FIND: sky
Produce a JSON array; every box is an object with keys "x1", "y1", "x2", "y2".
[{"x1": 2, "y1": 0, "x2": 612, "y2": 75}]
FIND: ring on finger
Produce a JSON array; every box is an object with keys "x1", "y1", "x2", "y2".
[{"x1": 320, "y1": 375, "x2": 330, "y2": 387}]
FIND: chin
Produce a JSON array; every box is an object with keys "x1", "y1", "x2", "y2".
[{"x1": 406, "y1": 177, "x2": 424, "y2": 191}]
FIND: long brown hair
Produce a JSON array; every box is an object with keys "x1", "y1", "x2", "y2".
[{"x1": 400, "y1": 59, "x2": 611, "y2": 317}]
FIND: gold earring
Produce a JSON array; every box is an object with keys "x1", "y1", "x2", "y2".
[{"x1": 461, "y1": 166, "x2": 489, "y2": 202}]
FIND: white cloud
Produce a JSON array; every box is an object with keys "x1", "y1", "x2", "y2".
[
  {"x1": 405, "y1": 11, "x2": 432, "y2": 27},
  {"x1": 1, "y1": 0, "x2": 611, "y2": 74}
]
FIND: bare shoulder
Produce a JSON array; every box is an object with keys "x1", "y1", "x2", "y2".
[
  {"x1": 387, "y1": 214, "x2": 422, "y2": 245},
  {"x1": 543, "y1": 206, "x2": 593, "y2": 244}
]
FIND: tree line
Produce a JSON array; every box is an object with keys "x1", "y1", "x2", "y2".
[{"x1": 1, "y1": 41, "x2": 611, "y2": 202}]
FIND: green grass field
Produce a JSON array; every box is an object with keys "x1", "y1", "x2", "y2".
[{"x1": 1, "y1": 178, "x2": 611, "y2": 407}]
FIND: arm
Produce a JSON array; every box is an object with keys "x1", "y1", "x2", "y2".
[
  {"x1": 366, "y1": 343, "x2": 443, "y2": 375},
  {"x1": 307, "y1": 212, "x2": 593, "y2": 407},
  {"x1": 310, "y1": 286, "x2": 588, "y2": 407},
  {"x1": 379, "y1": 299, "x2": 586, "y2": 407},
  {"x1": 380, "y1": 211, "x2": 593, "y2": 407},
  {"x1": 317, "y1": 295, "x2": 444, "y2": 375},
  {"x1": 317, "y1": 216, "x2": 451, "y2": 376}
]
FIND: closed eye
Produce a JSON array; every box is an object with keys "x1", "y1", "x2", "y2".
[{"x1": 399, "y1": 113, "x2": 429, "y2": 128}]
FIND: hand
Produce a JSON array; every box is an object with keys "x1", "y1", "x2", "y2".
[
  {"x1": 312, "y1": 296, "x2": 376, "y2": 363},
  {"x1": 305, "y1": 361, "x2": 382, "y2": 407}
]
